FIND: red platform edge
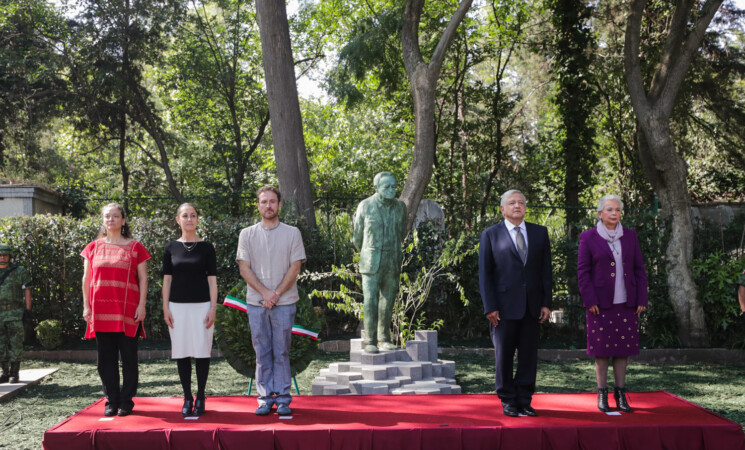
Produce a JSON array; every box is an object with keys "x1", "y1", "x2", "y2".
[{"x1": 42, "y1": 391, "x2": 745, "y2": 450}]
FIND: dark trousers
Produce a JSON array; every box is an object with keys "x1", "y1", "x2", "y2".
[
  {"x1": 95, "y1": 327, "x2": 140, "y2": 410},
  {"x1": 490, "y1": 313, "x2": 539, "y2": 407}
]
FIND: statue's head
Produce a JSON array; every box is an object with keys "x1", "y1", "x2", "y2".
[{"x1": 374, "y1": 172, "x2": 397, "y2": 200}]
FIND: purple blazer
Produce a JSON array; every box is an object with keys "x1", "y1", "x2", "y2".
[{"x1": 577, "y1": 227, "x2": 648, "y2": 309}]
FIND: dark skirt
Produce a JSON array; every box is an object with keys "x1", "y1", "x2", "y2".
[{"x1": 586, "y1": 303, "x2": 639, "y2": 357}]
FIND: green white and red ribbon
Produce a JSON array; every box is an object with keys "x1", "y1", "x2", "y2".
[
  {"x1": 223, "y1": 295, "x2": 247, "y2": 312},
  {"x1": 291, "y1": 324, "x2": 319, "y2": 340},
  {"x1": 222, "y1": 295, "x2": 319, "y2": 340}
]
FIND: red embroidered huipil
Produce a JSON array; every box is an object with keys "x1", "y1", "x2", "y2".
[{"x1": 81, "y1": 240, "x2": 151, "y2": 338}]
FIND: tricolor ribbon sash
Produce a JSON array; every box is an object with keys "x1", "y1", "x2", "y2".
[
  {"x1": 222, "y1": 295, "x2": 319, "y2": 341},
  {"x1": 223, "y1": 295, "x2": 247, "y2": 312},
  {"x1": 291, "y1": 324, "x2": 319, "y2": 340}
]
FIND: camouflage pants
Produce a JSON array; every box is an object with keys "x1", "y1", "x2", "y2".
[{"x1": 0, "y1": 319, "x2": 23, "y2": 363}]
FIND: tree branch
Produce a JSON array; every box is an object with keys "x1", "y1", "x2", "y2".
[
  {"x1": 429, "y1": 0, "x2": 473, "y2": 78},
  {"x1": 624, "y1": 0, "x2": 651, "y2": 121},
  {"x1": 658, "y1": 0, "x2": 723, "y2": 115}
]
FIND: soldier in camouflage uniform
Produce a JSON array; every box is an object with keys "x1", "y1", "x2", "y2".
[
  {"x1": 737, "y1": 269, "x2": 745, "y2": 321},
  {"x1": 0, "y1": 243, "x2": 32, "y2": 384}
]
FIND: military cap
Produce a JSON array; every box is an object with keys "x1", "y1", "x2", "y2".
[{"x1": 0, "y1": 244, "x2": 11, "y2": 255}]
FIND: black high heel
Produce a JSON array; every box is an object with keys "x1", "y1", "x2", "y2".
[
  {"x1": 614, "y1": 387, "x2": 631, "y2": 413},
  {"x1": 193, "y1": 397, "x2": 205, "y2": 416},
  {"x1": 182, "y1": 397, "x2": 194, "y2": 416}
]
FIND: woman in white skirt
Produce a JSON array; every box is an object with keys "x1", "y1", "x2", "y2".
[{"x1": 162, "y1": 203, "x2": 217, "y2": 416}]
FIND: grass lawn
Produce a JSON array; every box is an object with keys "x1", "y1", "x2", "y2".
[{"x1": 2, "y1": 353, "x2": 743, "y2": 449}]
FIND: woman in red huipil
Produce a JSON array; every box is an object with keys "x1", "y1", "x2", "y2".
[{"x1": 82, "y1": 203, "x2": 150, "y2": 417}]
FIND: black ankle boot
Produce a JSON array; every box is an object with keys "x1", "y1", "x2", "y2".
[
  {"x1": 193, "y1": 396, "x2": 205, "y2": 416},
  {"x1": 0, "y1": 362, "x2": 8, "y2": 384},
  {"x1": 614, "y1": 387, "x2": 631, "y2": 412},
  {"x1": 8, "y1": 362, "x2": 20, "y2": 384},
  {"x1": 182, "y1": 397, "x2": 194, "y2": 416},
  {"x1": 597, "y1": 387, "x2": 609, "y2": 412}
]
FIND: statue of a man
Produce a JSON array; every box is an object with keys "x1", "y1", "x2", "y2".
[{"x1": 353, "y1": 172, "x2": 408, "y2": 353}]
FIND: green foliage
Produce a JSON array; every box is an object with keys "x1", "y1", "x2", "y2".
[
  {"x1": 0, "y1": 215, "x2": 98, "y2": 342},
  {"x1": 302, "y1": 101, "x2": 412, "y2": 199},
  {"x1": 327, "y1": 3, "x2": 405, "y2": 106},
  {"x1": 689, "y1": 212, "x2": 745, "y2": 347},
  {"x1": 0, "y1": 0, "x2": 69, "y2": 182},
  {"x1": 35, "y1": 319, "x2": 63, "y2": 350},
  {"x1": 691, "y1": 252, "x2": 745, "y2": 349},
  {"x1": 214, "y1": 281, "x2": 321, "y2": 378},
  {"x1": 161, "y1": 0, "x2": 271, "y2": 215},
  {"x1": 309, "y1": 223, "x2": 481, "y2": 346}
]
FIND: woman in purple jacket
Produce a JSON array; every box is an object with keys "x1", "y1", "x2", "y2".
[{"x1": 577, "y1": 195, "x2": 648, "y2": 413}]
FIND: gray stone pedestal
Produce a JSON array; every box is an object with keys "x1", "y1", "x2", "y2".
[{"x1": 312, "y1": 330, "x2": 461, "y2": 395}]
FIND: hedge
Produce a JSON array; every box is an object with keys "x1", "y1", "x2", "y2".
[{"x1": 2, "y1": 209, "x2": 742, "y2": 348}]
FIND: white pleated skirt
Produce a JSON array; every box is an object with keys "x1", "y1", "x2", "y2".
[{"x1": 168, "y1": 302, "x2": 214, "y2": 359}]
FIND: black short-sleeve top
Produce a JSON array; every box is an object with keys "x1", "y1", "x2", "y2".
[{"x1": 162, "y1": 240, "x2": 217, "y2": 303}]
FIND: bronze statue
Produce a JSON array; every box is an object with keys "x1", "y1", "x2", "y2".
[{"x1": 353, "y1": 172, "x2": 407, "y2": 353}]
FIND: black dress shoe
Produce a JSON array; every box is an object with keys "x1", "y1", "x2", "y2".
[
  {"x1": 182, "y1": 398, "x2": 194, "y2": 416},
  {"x1": 502, "y1": 404, "x2": 519, "y2": 417},
  {"x1": 104, "y1": 404, "x2": 117, "y2": 417},
  {"x1": 117, "y1": 407, "x2": 132, "y2": 417},
  {"x1": 193, "y1": 397, "x2": 205, "y2": 416},
  {"x1": 519, "y1": 405, "x2": 538, "y2": 416}
]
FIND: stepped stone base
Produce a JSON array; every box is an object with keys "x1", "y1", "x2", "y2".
[{"x1": 312, "y1": 330, "x2": 460, "y2": 395}]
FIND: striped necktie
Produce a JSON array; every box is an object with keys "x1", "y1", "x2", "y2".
[{"x1": 515, "y1": 227, "x2": 527, "y2": 265}]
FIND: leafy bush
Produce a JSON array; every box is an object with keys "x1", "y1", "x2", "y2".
[
  {"x1": 36, "y1": 319, "x2": 63, "y2": 350},
  {"x1": 691, "y1": 252, "x2": 745, "y2": 348},
  {"x1": 0, "y1": 215, "x2": 97, "y2": 342}
]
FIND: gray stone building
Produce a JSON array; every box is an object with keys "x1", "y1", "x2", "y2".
[{"x1": 0, "y1": 183, "x2": 63, "y2": 218}]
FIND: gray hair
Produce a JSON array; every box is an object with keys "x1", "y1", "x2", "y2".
[
  {"x1": 500, "y1": 189, "x2": 527, "y2": 208},
  {"x1": 596, "y1": 194, "x2": 624, "y2": 212}
]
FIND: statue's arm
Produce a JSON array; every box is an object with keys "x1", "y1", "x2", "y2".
[
  {"x1": 397, "y1": 201, "x2": 407, "y2": 243},
  {"x1": 353, "y1": 203, "x2": 364, "y2": 251}
]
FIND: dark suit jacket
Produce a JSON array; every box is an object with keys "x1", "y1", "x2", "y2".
[
  {"x1": 479, "y1": 221, "x2": 552, "y2": 320},
  {"x1": 577, "y1": 227, "x2": 648, "y2": 309}
]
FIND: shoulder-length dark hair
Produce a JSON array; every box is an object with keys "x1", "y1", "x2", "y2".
[{"x1": 97, "y1": 203, "x2": 132, "y2": 239}]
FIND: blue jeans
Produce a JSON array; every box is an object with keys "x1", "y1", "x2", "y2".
[{"x1": 247, "y1": 304, "x2": 296, "y2": 407}]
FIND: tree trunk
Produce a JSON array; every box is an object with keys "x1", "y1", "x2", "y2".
[
  {"x1": 400, "y1": 0, "x2": 473, "y2": 232},
  {"x1": 399, "y1": 66, "x2": 437, "y2": 230},
  {"x1": 254, "y1": 0, "x2": 316, "y2": 227},
  {"x1": 637, "y1": 128, "x2": 708, "y2": 346},
  {"x1": 624, "y1": 0, "x2": 723, "y2": 346},
  {"x1": 117, "y1": 109, "x2": 130, "y2": 213}
]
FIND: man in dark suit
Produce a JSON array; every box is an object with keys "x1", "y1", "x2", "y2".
[{"x1": 479, "y1": 190, "x2": 552, "y2": 417}]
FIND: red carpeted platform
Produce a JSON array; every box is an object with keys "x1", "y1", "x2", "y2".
[{"x1": 43, "y1": 391, "x2": 745, "y2": 450}]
